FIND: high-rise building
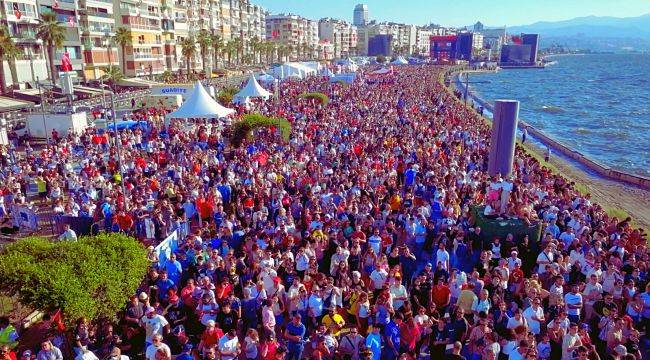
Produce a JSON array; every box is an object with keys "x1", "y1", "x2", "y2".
[
  {"x1": 353, "y1": 4, "x2": 367, "y2": 26},
  {"x1": 318, "y1": 18, "x2": 357, "y2": 59}
]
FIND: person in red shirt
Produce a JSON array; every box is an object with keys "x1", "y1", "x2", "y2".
[
  {"x1": 399, "y1": 315, "x2": 422, "y2": 355},
  {"x1": 115, "y1": 210, "x2": 134, "y2": 232},
  {"x1": 431, "y1": 277, "x2": 451, "y2": 314},
  {"x1": 198, "y1": 320, "x2": 223, "y2": 356}
]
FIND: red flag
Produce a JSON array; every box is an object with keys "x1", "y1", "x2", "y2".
[
  {"x1": 53, "y1": 0, "x2": 59, "y2": 8},
  {"x1": 272, "y1": 29, "x2": 279, "y2": 39},
  {"x1": 61, "y1": 52, "x2": 73, "y2": 71},
  {"x1": 13, "y1": 3, "x2": 22, "y2": 19},
  {"x1": 51, "y1": 310, "x2": 65, "y2": 332},
  {"x1": 67, "y1": 16, "x2": 75, "y2": 27},
  {"x1": 256, "y1": 151, "x2": 269, "y2": 166},
  {"x1": 511, "y1": 35, "x2": 522, "y2": 45}
]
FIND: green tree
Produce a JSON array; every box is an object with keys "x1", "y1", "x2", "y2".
[
  {"x1": 224, "y1": 40, "x2": 236, "y2": 65},
  {"x1": 0, "y1": 234, "x2": 148, "y2": 324},
  {"x1": 0, "y1": 25, "x2": 20, "y2": 94},
  {"x1": 36, "y1": 12, "x2": 66, "y2": 82},
  {"x1": 249, "y1": 36, "x2": 261, "y2": 64},
  {"x1": 180, "y1": 36, "x2": 196, "y2": 75},
  {"x1": 114, "y1": 27, "x2": 132, "y2": 76},
  {"x1": 211, "y1": 34, "x2": 223, "y2": 69},
  {"x1": 217, "y1": 86, "x2": 238, "y2": 104},
  {"x1": 100, "y1": 66, "x2": 124, "y2": 90},
  {"x1": 196, "y1": 29, "x2": 212, "y2": 73},
  {"x1": 230, "y1": 114, "x2": 291, "y2": 148}
]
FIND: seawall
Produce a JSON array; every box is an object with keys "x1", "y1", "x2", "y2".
[{"x1": 452, "y1": 70, "x2": 650, "y2": 191}]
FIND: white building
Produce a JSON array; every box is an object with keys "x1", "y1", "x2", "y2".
[{"x1": 472, "y1": 32, "x2": 484, "y2": 49}]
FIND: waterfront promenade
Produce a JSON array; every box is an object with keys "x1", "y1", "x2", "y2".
[{"x1": 452, "y1": 69, "x2": 650, "y2": 228}]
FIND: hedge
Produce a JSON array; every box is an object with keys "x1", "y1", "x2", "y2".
[
  {"x1": 298, "y1": 92, "x2": 329, "y2": 105},
  {"x1": 230, "y1": 114, "x2": 291, "y2": 148},
  {"x1": 0, "y1": 233, "x2": 148, "y2": 324}
]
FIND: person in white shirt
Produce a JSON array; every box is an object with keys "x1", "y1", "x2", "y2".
[
  {"x1": 58, "y1": 224, "x2": 78, "y2": 241},
  {"x1": 144, "y1": 334, "x2": 171, "y2": 360},
  {"x1": 507, "y1": 251, "x2": 522, "y2": 271},
  {"x1": 140, "y1": 308, "x2": 170, "y2": 347},
  {"x1": 536, "y1": 245, "x2": 555, "y2": 274},
  {"x1": 108, "y1": 347, "x2": 130, "y2": 360},
  {"x1": 369, "y1": 267, "x2": 388, "y2": 291},
  {"x1": 564, "y1": 284, "x2": 583, "y2": 323},
  {"x1": 523, "y1": 299, "x2": 545, "y2": 335},
  {"x1": 435, "y1": 242, "x2": 450, "y2": 271},
  {"x1": 583, "y1": 274, "x2": 603, "y2": 321},
  {"x1": 218, "y1": 330, "x2": 241, "y2": 360},
  {"x1": 74, "y1": 347, "x2": 99, "y2": 360}
]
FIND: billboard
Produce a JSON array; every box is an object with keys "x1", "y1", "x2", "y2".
[{"x1": 430, "y1": 35, "x2": 457, "y2": 61}]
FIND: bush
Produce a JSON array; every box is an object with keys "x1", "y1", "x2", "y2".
[
  {"x1": 297, "y1": 92, "x2": 329, "y2": 105},
  {"x1": 0, "y1": 233, "x2": 148, "y2": 324},
  {"x1": 230, "y1": 114, "x2": 291, "y2": 148},
  {"x1": 217, "y1": 86, "x2": 239, "y2": 104}
]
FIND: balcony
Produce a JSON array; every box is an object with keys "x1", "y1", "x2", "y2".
[{"x1": 85, "y1": 11, "x2": 113, "y2": 18}]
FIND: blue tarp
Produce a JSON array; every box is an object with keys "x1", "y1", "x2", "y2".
[
  {"x1": 106, "y1": 120, "x2": 149, "y2": 131},
  {"x1": 329, "y1": 73, "x2": 357, "y2": 84}
]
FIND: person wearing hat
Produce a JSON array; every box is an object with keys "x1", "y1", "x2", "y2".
[{"x1": 141, "y1": 306, "x2": 170, "y2": 348}]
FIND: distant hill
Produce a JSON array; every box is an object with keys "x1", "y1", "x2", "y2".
[
  {"x1": 481, "y1": 14, "x2": 650, "y2": 51},
  {"x1": 507, "y1": 14, "x2": 650, "y2": 38}
]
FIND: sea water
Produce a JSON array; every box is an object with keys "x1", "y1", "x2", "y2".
[{"x1": 470, "y1": 53, "x2": 650, "y2": 177}]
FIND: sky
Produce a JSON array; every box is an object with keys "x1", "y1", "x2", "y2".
[{"x1": 255, "y1": 0, "x2": 650, "y2": 27}]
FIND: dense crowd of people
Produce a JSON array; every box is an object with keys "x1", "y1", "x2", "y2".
[{"x1": 0, "y1": 65, "x2": 648, "y2": 360}]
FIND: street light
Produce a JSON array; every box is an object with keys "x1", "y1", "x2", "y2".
[
  {"x1": 109, "y1": 92, "x2": 127, "y2": 203},
  {"x1": 36, "y1": 76, "x2": 49, "y2": 144}
]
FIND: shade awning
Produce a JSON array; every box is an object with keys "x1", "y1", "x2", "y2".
[
  {"x1": 0, "y1": 96, "x2": 34, "y2": 112},
  {"x1": 117, "y1": 78, "x2": 162, "y2": 88}
]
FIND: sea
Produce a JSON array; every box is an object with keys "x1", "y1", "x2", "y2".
[{"x1": 468, "y1": 53, "x2": 650, "y2": 177}]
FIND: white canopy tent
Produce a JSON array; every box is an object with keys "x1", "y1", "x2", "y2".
[
  {"x1": 391, "y1": 56, "x2": 409, "y2": 65},
  {"x1": 321, "y1": 67, "x2": 335, "y2": 78},
  {"x1": 257, "y1": 72, "x2": 275, "y2": 83},
  {"x1": 233, "y1": 75, "x2": 272, "y2": 104},
  {"x1": 165, "y1": 81, "x2": 235, "y2": 127},
  {"x1": 269, "y1": 62, "x2": 318, "y2": 80}
]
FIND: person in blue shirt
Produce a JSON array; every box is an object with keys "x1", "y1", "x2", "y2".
[
  {"x1": 155, "y1": 271, "x2": 175, "y2": 302},
  {"x1": 284, "y1": 313, "x2": 306, "y2": 360},
  {"x1": 404, "y1": 165, "x2": 417, "y2": 187},
  {"x1": 365, "y1": 326, "x2": 382, "y2": 360},
  {"x1": 383, "y1": 314, "x2": 401, "y2": 359},
  {"x1": 165, "y1": 253, "x2": 183, "y2": 286}
]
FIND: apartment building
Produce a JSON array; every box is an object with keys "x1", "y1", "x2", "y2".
[
  {"x1": 266, "y1": 13, "x2": 318, "y2": 61},
  {"x1": 318, "y1": 17, "x2": 357, "y2": 59},
  {"x1": 79, "y1": 0, "x2": 119, "y2": 80},
  {"x1": 1, "y1": 0, "x2": 48, "y2": 86}
]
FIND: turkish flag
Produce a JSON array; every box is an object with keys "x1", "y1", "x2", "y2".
[
  {"x1": 61, "y1": 52, "x2": 73, "y2": 71},
  {"x1": 51, "y1": 309, "x2": 65, "y2": 332},
  {"x1": 256, "y1": 151, "x2": 269, "y2": 166},
  {"x1": 68, "y1": 16, "x2": 75, "y2": 27},
  {"x1": 511, "y1": 35, "x2": 522, "y2": 45},
  {"x1": 12, "y1": 3, "x2": 21, "y2": 19}
]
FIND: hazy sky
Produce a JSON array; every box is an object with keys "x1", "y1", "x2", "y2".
[{"x1": 255, "y1": 0, "x2": 650, "y2": 27}]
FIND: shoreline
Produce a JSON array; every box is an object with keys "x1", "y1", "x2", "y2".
[
  {"x1": 447, "y1": 68, "x2": 650, "y2": 229},
  {"x1": 453, "y1": 71, "x2": 650, "y2": 189}
]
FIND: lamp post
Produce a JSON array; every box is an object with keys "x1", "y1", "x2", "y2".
[
  {"x1": 36, "y1": 76, "x2": 49, "y2": 144},
  {"x1": 109, "y1": 92, "x2": 127, "y2": 203}
]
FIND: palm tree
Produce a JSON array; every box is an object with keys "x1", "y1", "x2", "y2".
[
  {"x1": 100, "y1": 66, "x2": 124, "y2": 90},
  {"x1": 0, "y1": 25, "x2": 19, "y2": 94},
  {"x1": 36, "y1": 12, "x2": 66, "y2": 82},
  {"x1": 180, "y1": 36, "x2": 196, "y2": 76},
  {"x1": 114, "y1": 27, "x2": 132, "y2": 76},
  {"x1": 225, "y1": 40, "x2": 236, "y2": 65},
  {"x1": 249, "y1": 36, "x2": 260, "y2": 64},
  {"x1": 211, "y1": 34, "x2": 223, "y2": 69},
  {"x1": 232, "y1": 37, "x2": 244, "y2": 64},
  {"x1": 196, "y1": 29, "x2": 211, "y2": 74}
]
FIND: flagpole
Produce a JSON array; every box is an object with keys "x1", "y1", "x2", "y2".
[{"x1": 37, "y1": 77, "x2": 49, "y2": 144}]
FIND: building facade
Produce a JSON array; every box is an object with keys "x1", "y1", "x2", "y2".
[
  {"x1": 352, "y1": 3, "x2": 367, "y2": 27},
  {"x1": 266, "y1": 13, "x2": 318, "y2": 61},
  {"x1": 79, "y1": 0, "x2": 119, "y2": 80},
  {"x1": 318, "y1": 18, "x2": 356, "y2": 59}
]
